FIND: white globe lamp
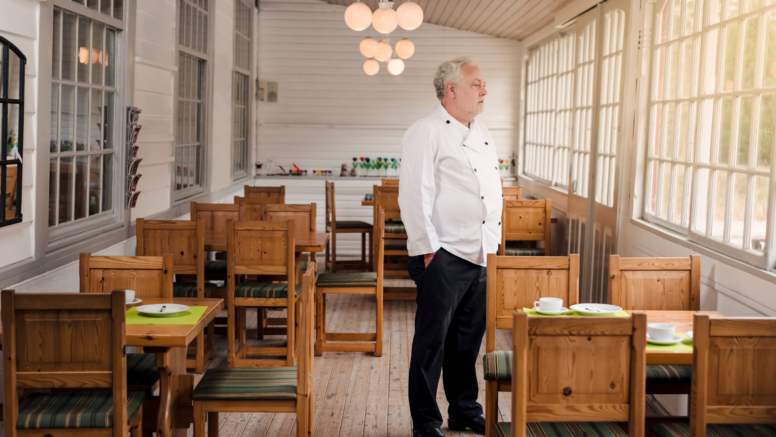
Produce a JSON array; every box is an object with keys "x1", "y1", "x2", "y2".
[
  {"x1": 397, "y1": 1, "x2": 424, "y2": 31},
  {"x1": 374, "y1": 39, "x2": 393, "y2": 62},
  {"x1": 364, "y1": 59, "x2": 380, "y2": 76},
  {"x1": 387, "y1": 58, "x2": 405, "y2": 75},
  {"x1": 359, "y1": 37, "x2": 379, "y2": 57},
  {"x1": 395, "y1": 38, "x2": 415, "y2": 59},
  {"x1": 344, "y1": 1, "x2": 372, "y2": 31},
  {"x1": 372, "y1": 2, "x2": 398, "y2": 34}
]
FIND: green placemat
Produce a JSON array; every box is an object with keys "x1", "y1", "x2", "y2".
[
  {"x1": 523, "y1": 308, "x2": 630, "y2": 317},
  {"x1": 126, "y1": 306, "x2": 208, "y2": 325},
  {"x1": 646, "y1": 333, "x2": 693, "y2": 352}
]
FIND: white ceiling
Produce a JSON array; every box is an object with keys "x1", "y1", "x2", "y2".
[{"x1": 319, "y1": 0, "x2": 574, "y2": 41}]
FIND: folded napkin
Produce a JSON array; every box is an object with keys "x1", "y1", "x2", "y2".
[
  {"x1": 126, "y1": 306, "x2": 208, "y2": 325},
  {"x1": 523, "y1": 307, "x2": 630, "y2": 317}
]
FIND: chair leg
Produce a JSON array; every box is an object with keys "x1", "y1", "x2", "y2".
[
  {"x1": 315, "y1": 289, "x2": 324, "y2": 356},
  {"x1": 227, "y1": 299, "x2": 236, "y2": 367},
  {"x1": 195, "y1": 331, "x2": 205, "y2": 374},
  {"x1": 485, "y1": 381, "x2": 498, "y2": 437},
  {"x1": 193, "y1": 402, "x2": 206, "y2": 437},
  {"x1": 287, "y1": 299, "x2": 296, "y2": 366},
  {"x1": 256, "y1": 307, "x2": 265, "y2": 339},
  {"x1": 239, "y1": 307, "x2": 247, "y2": 350},
  {"x1": 331, "y1": 231, "x2": 337, "y2": 273},
  {"x1": 375, "y1": 288, "x2": 383, "y2": 357},
  {"x1": 361, "y1": 232, "x2": 367, "y2": 267},
  {"x1": 130, "y1": 405, "x2": 142, "y2": 437},
  {"x1": 297, "y1": 396, "x2": 310, "y2": 437},
  {"x1": 208, "y1": 412, "x2": 219, "y2": 437},
  {"x1": 325, "y1": 234, "x2": 331, "y2": 271}
]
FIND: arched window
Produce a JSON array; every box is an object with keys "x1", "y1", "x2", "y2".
[
  {"x1": 0, "y1": 36, "x2": 25, "y2": 228},
  {"x1": 643, "y1": 0, "x2": 776, "y2": 268}
]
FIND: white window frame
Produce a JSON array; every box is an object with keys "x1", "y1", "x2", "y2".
[
  {"x1": 643, "y1": 0, "x2": 776, "y2": 269},
  {"x1": 231, "y1": 0, "x2": 252, "y2": 181}
]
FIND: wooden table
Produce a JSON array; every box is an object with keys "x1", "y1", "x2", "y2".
[
  {"x1": 628, "y1": 310, "x2": 724, "y2": 365},
  {"x1": 362, "y1": 199, "x2": 559, "y2": 224},
  {"x1": 204, "y1": 231, "x2": 329, "y2": 253}
]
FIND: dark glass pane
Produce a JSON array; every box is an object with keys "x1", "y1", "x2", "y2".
[
  {"x1": 0, "y1": 42, "x2": 4, "y2": 96},
  {"x1": 105, "y1": 91, "x2": 114, "y2": 149},
  {"x1": 102, "y1": 154, "x2": 112, "y2": 212},
  {"x1": 6, "y1": 105, "x2": 21, "y2": 160},
  {"x1": 106, "y1": 28, "x2": 115, "y2": 87},
  {"x1": 90, "y1": 89, "x2": 102, "y2": 150},
  {"x1": 101, "y1": 0, "x2": 111, "y2": 15},
  {"x1": 92, "y1": 22, "x2": 104, "y2": 85},
  {"x1": 51, "y1": 84, "x2": 59, "y2": 153},
  {"x1": 76, "y1": 87, "x2": 88, "y2": 151},
  {"x1": 87, "y1": 0, "x2": 99, "y2": 10},
  {"x1": 8, "y1": 46, "x2": 22, "y2": 100},
  {"x1": 61, "y1": 85, "x2": 75, "y2": 152},
  {"x1": 52, "y1": 9, "x2": 61, "y2": 79},
  {"x1": 62, "y1": 12, "x2": 77, "y2": 81},
  {"x1": 59, "y1": 157, "x2": 74, "y2": 224},
  {"x1": 89, "y1": 155, "x2": 101, "y2": 215},
  {"x1": 113, "y1": 0, "x2": 123, "y2": 19},
  {"x1": 49, "y1": 158, "x2": 57, "y2": 226},
  {"x1": 75, "y1": 155, "x2": 88, "y2": 220},
  {"x1": 77, "y1": 16, "x2": 91, "y2": 83}
]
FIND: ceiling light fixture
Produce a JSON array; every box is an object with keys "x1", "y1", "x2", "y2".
[
  {"x1": 395, "y1": 38, "x2": 415, "y2": 59},
  {"x1": 396, "y1": 1, "x2": 424, "y2": 31},
  {"x1": 372, "y1": 1, "x2": 398, "y2": 35},
  {"x1": 344, "y1": 0, "x2": 372, "y2": 31}
]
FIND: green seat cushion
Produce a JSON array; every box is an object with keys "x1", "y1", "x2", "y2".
[
  {"x1": 191, "y1": 367, "x2": 298, "y2": 400},
  {"x1": 385, "y1": 221, "x2": 406, "y2": 234},
  {"x1": 385, "y1": 239, "x2": 407, "y2": 251},
  {"x1": 505, "y1": 247, "x2": 545, "y2": 256},
  {"x1": 651, "y1": 422, "x2": 776, "y2": 437},
  {"x1": 329, "y1": 221, "x2": 372, "y2": 230},
  {"x1": 494, "y1": 422, "x2": 629, "y2": 437},
  {"x1": 127, "y1": 353, "x2": 160, "y2": 386},
  {"x1": 17, "y1": 391, "x2": 145, "y2": 429},
  {"x1": 483, "y1": 351, "x2": 512, "y2": 381},
  {"x1": 173, "y1": 282, "x2": 218, "y2": 298},
  {"x1": 317, "y1": 272, "x2": 377, "y2": 288},
  {"x1": 205, "y1": 260, "x2": 227, "y2": 274},
  {"x1": 646, "y1": 364, "x2": 691, "y2": 384},
  {"x1": 299, "y1": 261, "x2": 317, "y2": 275},
  {"x1": 235, "y1": 282, "x2": 302, "y2": 298}
]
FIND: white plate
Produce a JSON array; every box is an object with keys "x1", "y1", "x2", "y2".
[
  {"x1": 569, "y1": 304, "x2": 623, "y2": 316},
  {"x1": 126, "y1": 298, "x2": 143, "y2": 306},
  {"x1": 532, "y1": 306, "x2": 570, "y2": 315},
  {"x1": 136, "y1": 304, "x2": 189, "y2": 317},
  {"x1": 646, "y1": 334, "x2": 683, "y2": 345}
]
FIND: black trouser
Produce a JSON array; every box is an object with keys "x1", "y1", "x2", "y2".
[{"x1": 407, "y1": 248, "x2": 487, "y2": 431}]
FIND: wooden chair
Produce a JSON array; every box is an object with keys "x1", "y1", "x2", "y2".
[
  {"x1": 244, "y1": 185, "x2": 285, "y2": 203},
  {"x1": 502, "y1": 185, "x2": 523, "y2": 201},
  {"x1": 493, "y1": 311, "x2": 646, "y2": 437},
  {"x1": 136, "y1": 218, "x2": 215, "y2": 373},
  {"x1": 325, "y1": 181, "x2": 372, "y2": 272},
  {"x1": 5, "y1": 165, "x2": 17, "y2": 219},
  {"x1": 2, "y1": 289, "x2": 144, "y2": 437},
  {"x1": 483, "y1": 254, "x2": 580, "y2": 437},
  {"x1": 190, "y1": 202, "x2": 240, "y2": 280},
  {"x1": 373, "y1": 185, "x2": 408, "y2": 277},
  {"x1": 499, "y1": 199, "x2": 551, "y2": 257},
  {"x1": 315, "y1": 209, "x2": 385, "y2": 356},
  {"x1": 649, "y1": 314, "x2": 776, "y2": 437},
  {"x1": 191, "y1": 263, "x2": 314, "y2": 437},
  {"x1": 610, "y1": 255, "x2": 700, "y2": 396},
  {"x1": 227, "y1": 220, "x2": 300, "y2": 367},
  {"x1": 79, "y1": 254, "x2": 174, "y2": 298},
  {"x1": 381, "y1": 178, "x2": 399, "y2": 185},
  {"x1": 234, "y1": 196, "x2": 266, "y2": 221}
]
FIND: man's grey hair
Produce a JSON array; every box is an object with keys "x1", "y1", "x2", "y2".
[{"x1": 433, "y1": 57, "x2": 480, "y2": 101}]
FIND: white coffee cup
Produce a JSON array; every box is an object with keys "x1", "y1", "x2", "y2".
[
  {"x1": 647, "y1": 323, "x2": 675, "y2": 341},
  {"x1": 125, "y1": 290, "x2": 136, "y2": 303},
  {"x1": 534, "y1": 297, "x2": 563, "y2": 312}
]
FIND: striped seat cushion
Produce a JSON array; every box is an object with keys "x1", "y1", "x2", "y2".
[
  {"x1": 504, "y1": 247, "x2": 545, "y2": 256},
  {"x1": 385, "y1": 221, "x2": 406, "y2": 234},
  {"x1": 493, "y1": 422, "x2": 629, "y2": 437},
  {"x1": 205, "y1": 260, "x2": 227, "y2": 274},
  {"x1": 329, "y1": 220, "x2": 372, "y2": 230},
  {"x1": 235, "y1": 282, "x2": 302, "y2": 298},
  {"x1": 385, "y1": 239, "x2": 407, "y2": 251},
  {"x1": 299, "y1": 261, "x2": 317, "y2": 275},
  {"x1": 191, "y1": 367, "x2": 298, "y2": 400},
  {"x1": 127, "y1": 353, "x2": 160, "y2": 386},
  {"x1": 483, "y1": 351, "x2": 512, "y2": 381},
  {"x1": 646, "y1": 364, "x2": 691, "y2": 384},
  {"x1": 173, "y1": 282, "x2": 218, "y2": 298},
  {"x1": 17, "y1": 391, "x2": 145, "y2": 429},
  {"x1": 650, "y1": 422, "x2": 776, "y2": 437},
  {"x1": 317, "y1": 272, "x2": 377, "y2": 288}
]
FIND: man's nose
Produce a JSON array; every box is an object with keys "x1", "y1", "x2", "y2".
[{"x1": 481, "y1": 87, "x2": 488, "y2": 96}]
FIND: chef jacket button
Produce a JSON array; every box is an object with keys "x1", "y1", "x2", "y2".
[
  {"x1": 446, "y1": 120, "x2": 450, "y2": 124},
  {"x1": 485, "y1": 142, "x2": 489, "y2": 145},
  {"x1": 499, "y1": 222, "x2": 502, "y2": 225},
  {"x1": 482, "y1": 221, "x2": 485, "y2": 224},
  {"x1": 495, "y1": 166, "x2": 498, "y2": 170},
  {"x1": 481, "y1": 196, "x2": 484, "y2": 199},
  {"x1": 474, "y1": 168, "x2": 477, "y2": 172}
]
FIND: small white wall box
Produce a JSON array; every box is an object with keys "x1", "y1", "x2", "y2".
[{"x1": 259, "y1": 81, "x2": 279, "y2": 102}]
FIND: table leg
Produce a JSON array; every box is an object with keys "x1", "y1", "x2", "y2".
[{"x1": 148, "y1": 347, "x2": 188, "y2": 437}]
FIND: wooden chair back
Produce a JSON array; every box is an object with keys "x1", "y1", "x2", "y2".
[
  {"x1": 325, "y1": 181, "x2": 336, "y2": 227},
  {"x1": 79, "y1": 254, "x2": 174, "y2": 299},
  {"x1": 137, "y1": 218, "x2": 204, "y2": 295},
  {"x1": 485, "y1": 253, "x2": 580, "y2": 352},
  {"x1": 262, "y1": 203, "x2": 316, "y2": 233},
  {"x1": 234, "y1": 196, "x2": 266, "y2": 221},
  {"x1": 244, "y1": 185, "x2": 285, "y2": 203},
  {"x1": 2, "y1": 289, "x2": 128, "y2": 435},
  {"x1": 381, "y1": 178, "x2": 399, "y2": 186},
  {"x1": 374, "y1": 185, "x2": 400, "y2": 223},
  {"x1": 227, "y1": 220, "x2": 295, "y2": 282},
  {"x1": 510, "y1": 311, "x2": 646, "y2": 437},
  {"x1": 609, "y1": 255, "x2": 700, "y2": 310},
  {"x1": 190, "y1": 202, "x2": 240, "y2": 236},
  {"x1": 502, "y1": 186, "x2": 523, "y2": 201},
  {"x1": 500, "y1": 199, "x2": 551, "y2": 254},
  {"x1": 691, "y1": 314, "x2": 776, "y2": 429}
]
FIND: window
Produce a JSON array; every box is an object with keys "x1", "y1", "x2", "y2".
[
  {"x1": 232, "y1": 0, "x2": 252, "y2": 180},
  {"x1": 644, "y1": 0, "x2": 776, "y2": 266},
  {"x1": 48, "y1": 5, "x2": 121, "y2": 236},
  {"x1": 0, "y1": 37, "x2": 26, "y2": 228},
  {"x1": 524, "y1": 34, "x2": 575, "y2": 188},
  {"x1": 175, "y1": 0, "x2": 210, "y2": 200}
]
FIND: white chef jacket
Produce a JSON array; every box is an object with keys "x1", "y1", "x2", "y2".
[{"x1": 398, "y1": 104, "x2": 503, "y2": 267}]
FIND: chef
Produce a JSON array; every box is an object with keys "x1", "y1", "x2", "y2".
[{"x1": 399, "y1": 57, "x2": 502, "y2": 437}]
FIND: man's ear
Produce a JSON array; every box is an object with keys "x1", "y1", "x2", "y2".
[{"x1": 447, "y1": 82, "x2": 455, "y2": 99}]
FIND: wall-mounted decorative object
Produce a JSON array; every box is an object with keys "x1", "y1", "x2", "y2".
[
  {"x1": 126, "y1": 107, "x2": 142, "y2": 209},
  {"x1": 0, "y1": 36, "x2": 26, "y2": 228}
]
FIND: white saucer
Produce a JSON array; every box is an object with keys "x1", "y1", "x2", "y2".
[
  {"x1": 646, "y1": 334, "x2": 683, "y2": 345},
  {"x1": 532, "y1": 306, "x2": 570, "y2": 315},
  {"x1": 569, "y1": 304, "x2": 622, "y2": 316},
  {"x1": 686, "y1": 331, "x2": 693, "y2": 339},
  {"x1": 136, "y1": 304, "x2": 189, "y2": 317},
  {"x1": 126, "y1": 298, "x2": 142, "y2": 306}
]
